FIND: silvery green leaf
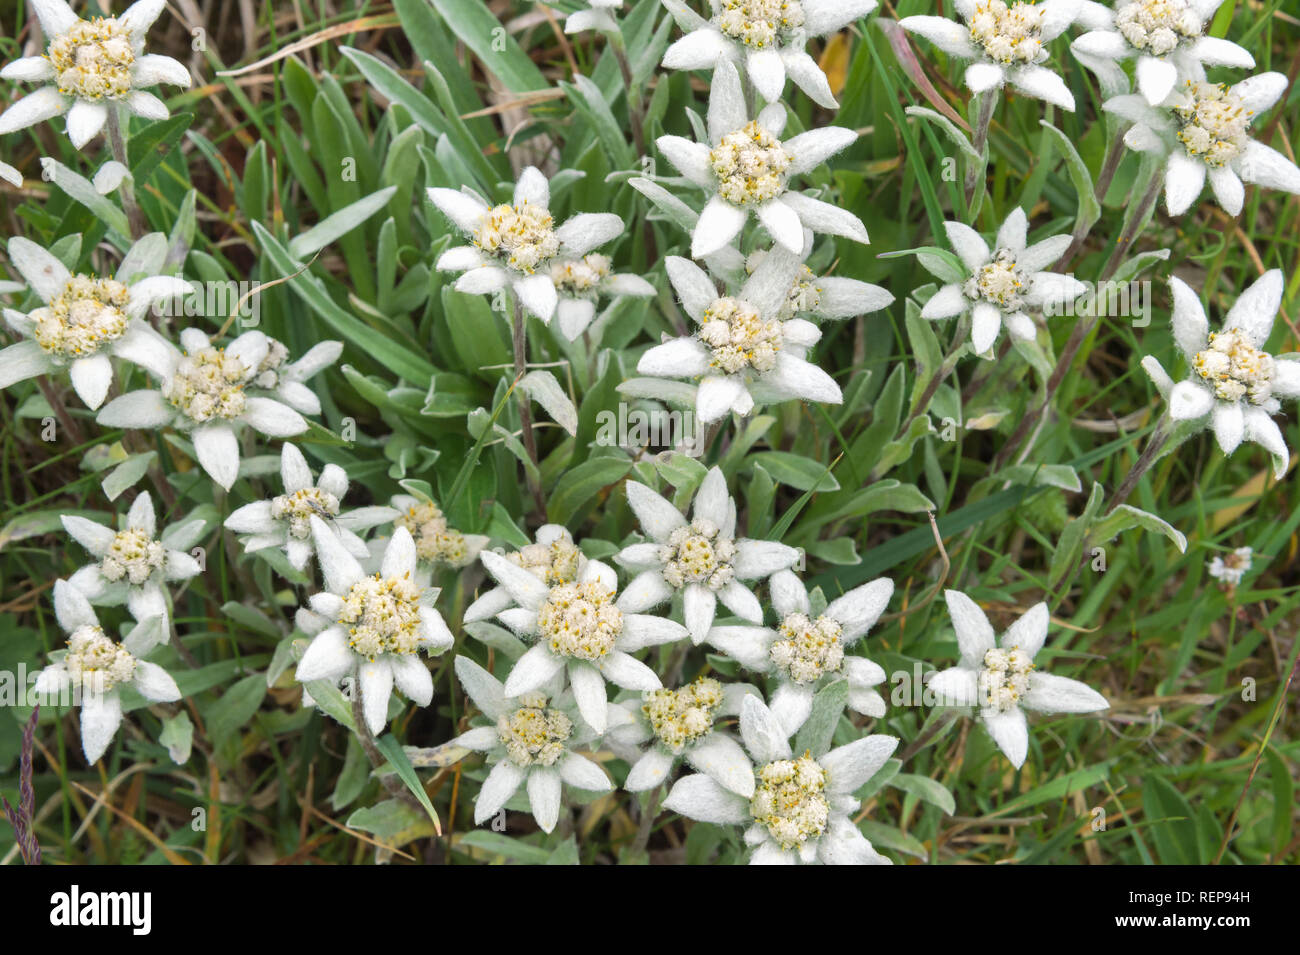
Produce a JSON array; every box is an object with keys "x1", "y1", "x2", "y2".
[
  {"x1": 907, "y1": 106, "x2": 980, "y2": 163},
  {"x1": 519, "y1": 370, "x2": 578, "y2": 436},
  {"x1": 159, "y1": 712, "x2": 193, "y2": 765},
  {"x1": 288, "y1": 186, "x2": 397, "y2": 259},
  {"x1": 101, "y1": 452, "x2": 156, "y2": 501},
  {"x1": 1092, "y1": 503, "x2": 1188, "y2": 553},
  {"x1": 1039, "y1": 121, "x2": 1101, "y2": 234}
]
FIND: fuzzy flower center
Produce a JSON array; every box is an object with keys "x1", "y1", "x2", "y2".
[
  {"x1": 474, "y1": 200, "x2": 560, "y2": 274},
  {"x1": 252, "y1": 337, "x2": 290, "y2": 389},
  {"x1": 1115, "y1": 0, "x2": 1201, "y2": 55},
  {"x1": 658, "y1": 518, "x2": 737, "y2": 591},
  {"x1": 164, "y1": 346, "x2": 248, "y2": 422},
  {"x1": 964, "y1": 249, "x2": 1026, "y2": 310},
  {"x1": 771, "y1": 612, "x2": 844, "y2": 684},
  {"x1": 1174, "y1": 81, "x2": 1252, "y2": 167},
  {"x1": 698, "y1": 296, "x2": 783, "y2": 374},
  {"x1": 537, "y1": 581, "x2": 623, "y2": 661},
  {"x1": 99, "y1": 528, "x2": 165, "y2": 586},
  {"x1": 65, "y1": 625, "x2": 136, "y2": 691},
  {"x1": 33, "y1": 275, "x2": 131, "y2": 358},
  {"x1": 1193, "y1": 329, "x2": 1274, "y2": 404},
  {"x1": 271, "y1": 487, "x2": 341, "y2": 540},
  {"x1": 550, "y1": 254, "x2": 612, "y2": 296},
  {"x1": 508, "y1": 538, "x2": 582, "y2": 586},
  {"x1": 967, "y1": 0, "x2": 1046, "y2": 65},
  {"x1": 497, "y1": 692, "x2": 573, "y2": 767},
  {"x1": 714, "y1": 0, "x2": 806, "y2": 49},
  {"x1": 709, "y1": 121, "x2": 791, "y2": 206},
  {"x1": 48, "y1": 17, "x2": 136, "y2": 101},
  {"x1": 1208, "y1": 546, "x2": 1252, "y2": 586},
  {"x1": 396, "y1": 501, "x2": 469, "y2": 567},
  {"x1": 338, "y1": 573, "x2": 424, "y2": 659},
  {"x1": 642, "y1": 677, "x2": 724, "y2": 753},
  {"x1": 750, "y1": 755, "x2": 830, "y2": 850},
  {"x1": 979, "y1": 646, "x2": 1033, "y2": 712}
]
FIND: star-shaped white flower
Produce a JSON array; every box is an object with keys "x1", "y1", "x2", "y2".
[
  {"x1": 1104, "y1": 73, "x2": 1300, "y2": 216},
  {"x1": 920, "y1": 207, "x2": 1085, "y2": 354},
  {"x1": 225, "y1": 443, "x2": 398, "y2": 572},
  {"x1": 464, "y1": 524, "x2": 587, "y2": 624},
  {"x1": 387, "y1": 494, "x2": 489, "y2": 583},
  {"x1": 294, "y1": 521, "x2": 453, "y2": 736},
  {"x1": 0, "y1": 0, "x2": 191, "y2": 149},
  {"x1": 656, "y1": 59, "x2": 868, "y2": 259},
  {"x1": 663, "y1": 693, "x2": 897, "y2": 864},
  {"x1": 0, "y1": 234, "x2": 186, "y2": 408},
  {"x1": 549, "y1": 253, "x2": 655, "y2": 341},
  {"x1": 96, "y1": 328, "x2": 309, "y2": 490},
  {"x1": 1144, "y1": 271, "x2": 1297, "y2": 479},
  {"x1": 616, "y1": 466, "x2": 800, "y2": 641},
  {"x1": 1207, "y1": 546, "x2": 1252, "y2": 586},
  {"x1": 428, "y1": 166, "x2": 624, "y2": 322},
  {"x1": 901, "y1": 0, "x2": 1080, "y2": 110},
  {"x1": 62, "y1": 491, "x2": 203, "y2": 631},
  {"x1": 706, "y1": 569, "x2": 892, "y2": 734},
  {"x1": 1072, "y1": 0, "x2": 1252, "y2": 106},
  {"x1": 478, "y1": 550, "x2": 688, "y2": 734},
  {"x1": 661, "y1": 0, "x2": 879, "y2": 109},
  {"x1": 564, "y1": 0, "x2": 625, "y2": 34},
  {"x1": 635, "y1": 250, "x2": 844, "y2": 422},
  {"x1": 449, "y1": 656, "x2": 615, "y2": 833},
  {"x1": 926, "y1": 591, "x2": 1109, "y2": 769},
  {"x1": 245, "y1": 335, "x2": 341, "y2": 415},
  {"x1": 33, "y1": 580, "x2": 180, "y2": 764}
]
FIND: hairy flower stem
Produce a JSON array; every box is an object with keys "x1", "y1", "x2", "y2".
[
  {"x1": 350, "y1": 680, "x2": 422, "y2": 811},
  {"x1": 965, "y1": 90, "x2": 997, "y2": 205},
  {"x1": 629, "y1": 782, "x2": 664, "y2": 856},
  {"x1": 35, "y1": 376, "x2": 84, "y2": 445},
  {"x1": 899, "y1": 314, "x2": 971, "y2": 439},
  {"x1": 609, "y1": 33, "x2": 647, "y2": 159},
  {"x1": 1105, "y1": 414, "x2": 1171, "y2": 514},
  {"x1": 511, "y1": 298, "x2": 547, "y2": 519},
  {"x1": 105, "y1": 108, "x2": 147, "y2": 240},
  {"x1": 1056, "y1": 129, "x2": 1128, "y2": 271}
]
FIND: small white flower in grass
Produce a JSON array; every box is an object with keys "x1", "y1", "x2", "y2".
[
  {"x1": 637, "y1": 248, "x2": 844, "y2": 422},
  {"x1": 1144, "y1": 271, "x2": 1298, "y2": 479},
  {"x1": 0, "y1": 234, "x2": 186, "y2": 409},
  {"x1": 63, "y1": 492, "x2": 203, "y2": 632},
  {"x1": 926, "y1": 591, "x2": 1108, "y2": 769},
  {"x1": 225, "y1": 444, "x2": 398, "y2": 572},
  {"x1": 744, "y1": 243, "x2": 894, "y2": 321},
  {"x1": 389, "y1": 494, "x2": 489, "y2": 579},
  {"x1": 1208, "y1": 546, "x2": 1252, "y2": 587},
  {"x1": 294, "y1": 521, "x2": 452, "y2": 736},
  {"x1": 1104, "y1": 73, "x2": 1300, "y2": 216},
  {"x1": 616, "y1": 466, "x2": 800, "y2": 641},
  {"x1": 449, "y1": 656, "x2": 614, "y2": 834},
  {"x1": 656, "y1": 59, "x2": 868, "y2": 259},
  {"x1": 428, "y1": 166, "x2": 624, "y2": 322},
  {"x1": 661, "y1": 0, "x2": 879, "y2": 108},
  {"x1": 477, "y1": 549, "x2": 689, "y2": 734},
  {"x1": 1072, "y1": 0, "x2": 1252, "y2": 106},
  {"x1": 33, "y1": 581, "x2": 179, "y2": 764},
  {"x1": 901, "y1": 0, "x2": 1080, "y2": 110},
  {"x1": 464, "y1": 524, "x2": 586, "y2": 624},
  {"x1": 550, "y1": 253, "x2": 655, "y2": 341},
  {"x1": 565, "y1": 0, "x2": 625, "y2": 34},
  {"x1": 663, "y1": 693, "x2": 897, "y2": 863},
  {"x1": 96, "y1": 327, "x2": 308, "y2": 491},
  {"x1": 921, "y1": 206, "x2": 1085, "y2": 355},
  {"x1": 705, "y1": 569, "x2": 892, "y2": 734},
  {"x1": 0, "y1": 0, "x2": 191, "y2": 149},
  {"x1": 245, "y1": 335, "x2": 341, "y2": 415}
]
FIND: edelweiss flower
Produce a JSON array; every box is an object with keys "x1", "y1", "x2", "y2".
[
  {"x1": 636, "y1": 251, "x2": 843, "y2": 422},
  {"x1": 33, "y1": 581, "x2": 179, "y2": 764},
  {"x1": 661, "y1": 0, "x2": 879, "y2": 108},
  {"x1": 429, "y1": 166, "x2": 623, "y2": 321},
  {"x1": 608, "y1": 676, "x2": 758, "y2": 796},
  {"x1": 901, "y1": 0, "x2": 1080, "y2": 110},
  {"x1": 246, "y1": 335, "x2": 341, "y2": 415},
  {"x1": 656, "y1": 59, "x2": 867, "y2": 258},
  {"x1": 705, "y1": 569, "x2": 892, "y2": 734},
  {"x1": 450, "y1": 656, "x2": 614, "y2": 833},
  {"x1": 920, "y1": 207, "x2": 1085, "y2": 354},
  {"x1": 63, "y1": 491, "x2": 203, "y2": 630},
  {"x1": 564, "y1": 0, "x2": 624, "y2": 34},
  {"x1": 1207, "y1": 546, "x2": 1252, "y2": 586},
  {"x1": 745, "y1": 243, "x2": 894, "y2": 321},
  {"x1": 294, "y1": 521, "x2": 453, "y2": 735},
  {"x1": 478, "y1": 550, "x2": 689, "y2": 734},
  {"x1": 616, "y1": 466, "x2": 800, "y2": 641},
  {"x1": 464, "y1": 524, "x2": 587, "y2": 624},
  {"x1": 1143, "y1": 272, "x2": 1297, "y2": 478},
  {"x1": 1104, "y1": 73, "x2": 1300, "y2": 216},
  {"x1": 0, "y1": 0, "x2": 191, "y2": 149},
  {"x1": 1072, "y1": 0, "x2": 1253, "y2": 106},
  {"x1": 224, "y1": 444, "x2": 398, "y2": 572},
  {"x1": 926, "y1": 591, "x2": 1109, "y2": 769},
  {"x1": 663, "y1": 694, "x2": 897, "y2": 864},
  {"x1": 0, "y1": 234, "x2": 185, "y2": 409},
  {"x1": 550, "y1": 253, "x2": 655, "y2": 341},
  {"x1": 389, "y1": 494, "x2": 489, "y2": 582},
  {"x1": 96, "y1": 328, "x2": 309, "y2": 490}
]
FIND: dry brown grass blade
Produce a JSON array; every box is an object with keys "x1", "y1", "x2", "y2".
[
  {"x1": 71, "y1": 781, "x2": 194, "y2": 865},
  {"x1": 216, "y1": 13, "x2": 400, "y2": 77}
]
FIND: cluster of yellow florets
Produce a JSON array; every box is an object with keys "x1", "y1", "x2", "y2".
[
  {"x1": 698, "y1": 296, "x2": 783, "y2": 374},
  {"x1": 1115, "y1": 0, "x2": 1200, "y2": 55},
  {"x1": 48, "y1": 17, "x2": 136, "y2": 101},
  {"x1": 252, "y1": 337, "x2": 290, "y2": 389},
  {"x1": 550, "y1": 254, "x2": 612, "y2": 295},
  {"x1": 750, "y1": 754, "x2": 830, "y2": 849},
  {"x1": 506, "y1": 537, "x2": 582, "y2": 586},
  {"x1": 537, "y1": 581, "x2": 623, "y2": 661},
  {"x1": 658, "y1": 518, "x2": 738, "y2": 590},
  {"x1": 710, "y1": 122, "x2": 791, "y2": 206},
  {"x1": 497, "y1": 692, "x2": 573, "y2": 767},
  {"x1": 1193, "y1": 329, "x2": 1274, "y2": 404},
  {"x1": 474, "y1": 200, "x2": 560, "y2": 273},
  {"x1": 714, "y1": 0, "x2": 806, "y2": 49},
  {"x1": 979, "y1": 646, "x2": 1034, "y2": 712},
  {"x1": 32, "y1": 275, "x2": 131, "y2": 359},
  {"x1": 271, "y1": 487, "x2": 341, "y2": 540},
  {"x1": 396, "y1": 501, "x2": 471, "y2": 567},
  {"x1": 164, "y1": 346, "x2": 249, "y2": 422},
  {"x1": 964, "y1": 249, "x2": 1027, "y2": 310},
  {"x1": 1175, "y1": 81, "x2": 1253, "y2": 167},
  {"x1": 771, "y1": 612, "x2": 845, "y2": 684},
  {"x1": 967, "y1": 1, "x2": 1047, "y2": 65},
  {"x1": 642, "y1": 677, "x2": 725, "y2": 753},
  {"x1": 338, "y1": 573, "x2": 424, "y2": 659},
  {"x1": 65, "y1": 625, "x2": 136, "y2": 691},
  {"x1": 99, "y1": 529, "x2": 166, "y2": 586}
]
